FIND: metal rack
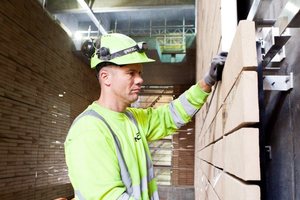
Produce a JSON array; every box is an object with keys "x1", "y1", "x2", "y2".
[{"x1": 252, "y1": 1, "x2": 300, "y2": 198}]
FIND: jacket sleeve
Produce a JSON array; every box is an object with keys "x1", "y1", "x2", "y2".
[
  {"x1": 65, "y1": 117, "x2": 135, "y2": 200},
  {"x1": 131, "y1": 84, "x2": 209, "y2": 141}
]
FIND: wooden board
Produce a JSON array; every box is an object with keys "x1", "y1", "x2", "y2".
[
  {"x1": 199, "y1": 83, "x2": 223, "y2": 141},
  {"x1": 198, "y1": 139, "x2": 224, "y2": 169},
  {"x1": 197, "y1": 21, "x2": 258, "y2": 148},
  {"x1": 196, "y1": 0, "x2": 222, "y2": 80},
  {"x1": 221, "y1": 20, "x2": 257, "y2": 103},
  {"x1": 200, "y1": 106, "x2": 223, "y2": 149},
  {"x1": 224, "y1": 128, "x2": 260, "y2": 181},
  {"x1": 197, "y1": 158, "x2": 223, "y2": 188},
  {"x1": 223, "y1": 71, "x2": 259, "y2": 134},
  {"x1": 195, "y1": 4, "x2": 260, "y2": 199},
  {"x1": 197, "y1": 112, "x2": 260, "y2": 183},
  {"x1": 216, "y1": 173, "x2": 260, "y2": 200},
  {"x1": 195, "y1": 158, "x2": 221, "y2": 200},
  {"x1": 196, "y1": 159, "x2": 260, "y2": 200}
]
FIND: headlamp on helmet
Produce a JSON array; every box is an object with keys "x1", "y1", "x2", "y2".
[
  {"x1": 84, "y1": 33, "x2": 155, "y2": 69},
  {"x1": 81, "y1": 38, "x2": 96, "y2": 58}
]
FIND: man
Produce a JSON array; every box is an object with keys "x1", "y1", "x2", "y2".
[{"x1": 65, "y1": 33, "x2": 226, "y2": 200}]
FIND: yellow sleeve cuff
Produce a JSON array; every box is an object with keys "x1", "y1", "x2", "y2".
[{"x1": 185, "y1": 84, "x2": 210, "y2": 109}]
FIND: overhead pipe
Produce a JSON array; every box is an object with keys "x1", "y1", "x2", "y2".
[{"x1": 76, "y1": 0, "x2": 107, "y2": 35}]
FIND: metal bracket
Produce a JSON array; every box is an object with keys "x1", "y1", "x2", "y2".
[
  {"x1": 263, "y1": 72, "x2": 294, "y2": 91},
  {"x1": 265, "y1": 146, "x2": 272, "y2": 160},
  {"x1": 262, "y1": 27, "x2": 291, "y2": 67}
]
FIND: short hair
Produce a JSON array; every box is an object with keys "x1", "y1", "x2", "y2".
[{"x1": 95, "y1": 62, "x2": 124, "y2": 80}]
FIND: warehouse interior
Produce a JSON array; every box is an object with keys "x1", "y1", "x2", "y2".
[{"x1": 0, "y1": 0, "x2": 300, "y2": 199}]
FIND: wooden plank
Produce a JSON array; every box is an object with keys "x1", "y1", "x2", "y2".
[
  {"x1": 197, "y1": 159, "x2": 223, "y2": 189},
  {"x1": 223, "y1": 71, "x2": 259, "y2": 134},
  {"x1": 208, "y1": 107, "x2": 223, "y2": 143},
  {"x1": 200, "y1": 83, "x2": 223, "y2": 141},
  {"x1": 200, "y1": 106, "x2": 223, "y2": 149},
  {"x1": 0, "y1": 175, "x2": 36, "y2": 197},
  {"x1": 171, "y1": 121, "x2": 195, "y2": 185},
  {"x1": 215, "y1": 173, "x2": 260, "y2": 200},
  {"x1": 0, "y1": 1, "x2": 98, "y2": 198},
  {"x1": 0, "y1": 0, "x2": 73, "y2": 62},
  {"x1": 195, "y1": 107, "x2": 206, "y2": 151},
  {"x1": 197, "y1": 159, "x2": 260, "y2": 200},
  {"x1": 195, "y1": 4, "x2": 260, "y2": 200},
  {"x1": 224, "y1": 128, "x2": 260, "y2": 181},
  {"x1": 206, "y1": 181, "x2": 221, "y2": 200},
  {"x1": 198, "y1": 139, "x2": 224, "y2": 169},
  {"x1": 211, "y1": 0, "x2": 222, "y2": 54},
  {"x1": 221, "y1": 20, "x2": 257, "y2": 103},
  {"x1": 196, "y1": 0, "x2": 222, "y2": 80},
  {"x1": 196, "y1": 21, "x2": 258, "y2": 148},
  {"x1": 198, "y1": 123, "x2": 260, "y2": 182},
  {"x1": 195, "y1": 159, "x2": 221, "y2": 200},
  {"x1": 0, "y1": 14, "x2": 46, "y2": 75}
]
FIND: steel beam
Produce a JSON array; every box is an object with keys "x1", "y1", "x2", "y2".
[
  {"x1": 275, "y1": 0, "x2": 300, "y2": 34},
  {"x1": 76, "y1": 0, "x2": 107, "y2": 34},
  {"x1": 50, "y1": 5, "x2": 195, "y2": 14}
]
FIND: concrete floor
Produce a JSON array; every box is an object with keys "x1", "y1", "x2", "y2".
[{"x1": 158, "y1": 186, "x2": 195, "y2": 200}]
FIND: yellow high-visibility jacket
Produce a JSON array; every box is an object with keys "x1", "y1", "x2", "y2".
[{"x1": 65, "y1": 84, "x2": 209, "y2": 200}]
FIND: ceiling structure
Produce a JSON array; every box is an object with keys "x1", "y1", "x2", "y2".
[{"x1": 42, "y1": 0, "x2": 197, "y2": 185}]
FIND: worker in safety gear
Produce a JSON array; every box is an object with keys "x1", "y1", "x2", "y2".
[{"x1": 65, "y1": 33, "x2": 227, "y2": 200}]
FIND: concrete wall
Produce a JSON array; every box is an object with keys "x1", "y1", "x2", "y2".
[{"x1": 0, "y1": 1, "x2": 98, "y2": 199}]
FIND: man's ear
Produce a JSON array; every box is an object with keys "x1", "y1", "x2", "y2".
[{"x1": 99, "y1": 68, "x2": 112, "y2": 86}]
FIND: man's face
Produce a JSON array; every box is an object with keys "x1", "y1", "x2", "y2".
[{"x1": 109, "y1": 63, "x2": 143, "y2": 105}]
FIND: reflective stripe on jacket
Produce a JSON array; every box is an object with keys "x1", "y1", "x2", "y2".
[{"x1": 64, "y1": 83, "x2": 209, "y2": 200}]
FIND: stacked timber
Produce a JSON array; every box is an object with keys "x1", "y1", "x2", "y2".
[
  {"x1": 195, "y1": 20, "x2": 261, "y2": 199},
  {"x1": 0, "y1": 0, "x2": 98, "y2": 199}
]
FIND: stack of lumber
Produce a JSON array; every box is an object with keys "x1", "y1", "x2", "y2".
[
  {"x1": 172, "y1": 120, "x2": 196, "y2": 186},
  {"x1": 0, "y1": 0, "x2": 98, "y2": 199},
  {"x1": 195, "y1": 20, "x2": 261, "y2": 199}
]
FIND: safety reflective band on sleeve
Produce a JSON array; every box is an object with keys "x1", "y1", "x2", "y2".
[
  {"x1": 151, "y1": 191, "x2": 160, "y2": 200},
  {"x1": 169, "y1": 101, "x2": 185, "y2": 128},
  {"x1": 178, "y1": 92, "x2": 199, "y2": 117}
]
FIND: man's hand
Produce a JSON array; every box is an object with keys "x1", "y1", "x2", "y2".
[{"x1": 204, "y1": 52, "x2": 228, "y2": 86}]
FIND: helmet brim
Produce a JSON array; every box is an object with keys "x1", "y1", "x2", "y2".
[{"x1": 91, "y1": 51, "x2": 155, "y2": 69}]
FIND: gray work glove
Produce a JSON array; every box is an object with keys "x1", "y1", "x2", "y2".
[{"x1": 204, "y1": 52, "x2": 228, "y2": 86}]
